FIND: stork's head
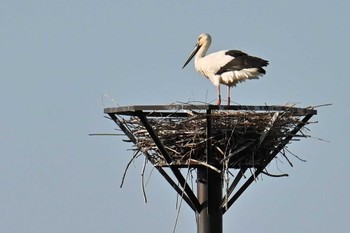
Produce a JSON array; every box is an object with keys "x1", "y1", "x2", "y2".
[
  {"x1": 182, "y1": 33, "x2": 212, "y2": 69},
  {"x1": 197, "y1": 33, "x2": 212, "y2": 47}
]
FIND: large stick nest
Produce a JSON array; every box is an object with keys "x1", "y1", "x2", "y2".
[{"x1": 118, "y1": 108, "x2": 313, "y2": 169}]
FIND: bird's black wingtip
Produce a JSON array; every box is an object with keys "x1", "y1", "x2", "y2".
[
  {"x1": 258, "y1": 67, "x2": 266, "y2": 74},
  {"x1": 263, "y1": 59, "x2": 269, "y2": 67}
]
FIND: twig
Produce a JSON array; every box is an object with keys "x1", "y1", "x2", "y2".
[
  {"x1": 280, "y1": 148, "x2": 294, "y2": 167},
  {"x1": 141, "y1": 157, "x2": 148, "y2": 203},
  {"x1": 284, "y1": 147, "x2": 307, "y2": 162},
  {"x1": 257, "y1": 111, "x2": 279, "y2": 148},
  {"x1": 221, "y1": 142, "x2": 254, "y2": 163},
  {"x1": 307, "y1": 103, "x2": 332, "y2": 108},
  {"x1": 261, "y1": 170, "x2": 289, "y2": 177},
  {"x1": 172, "y1": 161, "x2": 192, "y2": 233},
  {"x1": 145, "y1": 165, "x2": 155, "y2": 186},
  {"x1": 120, "y1": 150, "x2": 140, "y2": 188},
  {"x1": 88, "y1": 133, "x2": 125, "y2": 136},
  {"x1": 188, "y1": 159, "x2": 221, "y2": 173}
]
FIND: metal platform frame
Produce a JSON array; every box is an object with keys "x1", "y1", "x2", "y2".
[{"x1": 104, "y1": 104, "x2": 317, "y2": 233}]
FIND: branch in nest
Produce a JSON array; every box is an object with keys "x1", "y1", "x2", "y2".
[{"x1": 188, "y1": 159, "x2": 221, "y2": 173}]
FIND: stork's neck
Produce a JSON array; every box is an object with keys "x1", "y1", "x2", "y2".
[{"x1": 195, "y1": 41, "x2": 210, "y2": 62}]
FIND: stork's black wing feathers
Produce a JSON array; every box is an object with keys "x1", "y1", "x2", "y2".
[
  {"x1": 225, "y1": 50, "x2": 248, "y2": 57},
  {"x1": 216, "y1": 50, "x2": 269, "y2": 75}
]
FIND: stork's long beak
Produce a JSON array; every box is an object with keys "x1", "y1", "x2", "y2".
[{"x1": 182, "y1": 43, "x2": 201, "y2": 69}]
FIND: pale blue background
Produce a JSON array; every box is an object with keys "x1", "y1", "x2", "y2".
[{"x1": 1, "y1": 1, "x2": 349, "y2": 232}]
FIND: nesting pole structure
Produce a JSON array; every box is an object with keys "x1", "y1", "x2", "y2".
[{"x1": 104, "y1": 104, "x2": 317, "y2": 233}]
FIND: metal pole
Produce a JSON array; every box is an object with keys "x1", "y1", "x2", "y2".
[
  {"x1": 197, "y1": 106, "x2": 223, "y2": 233},
  {"x1": 197, "y1": 166, "x2": 223, "y2": 233},
  {"x1": 197, "y1": 167, "x2": 209, "y2": 233},
  {"x1": 208, "y1": 168, "x2": 222, "y2": 233}
]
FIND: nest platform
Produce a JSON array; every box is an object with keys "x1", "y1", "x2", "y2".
[
  {"x1": 105, "y1": 103, "x2": 318, "y2": 226},
  {"x1": 105, "y1": 104, "x2": 317, "y2": 170}
]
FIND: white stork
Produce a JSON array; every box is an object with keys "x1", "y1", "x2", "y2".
[{"x1": 182, "y1": 33, "x2": 269, "y2": 105}]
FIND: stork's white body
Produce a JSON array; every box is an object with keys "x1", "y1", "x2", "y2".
[
  {"x1": 195, "y1": 50, "x2": 262, "y2": 87},
  {"x1": 182, "y1": 33, "x2": 269, "y2": 105}
]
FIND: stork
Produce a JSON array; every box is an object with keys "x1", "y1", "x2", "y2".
[{"x1": 182, "y1": 33, "x2": 269, "y2": 106}]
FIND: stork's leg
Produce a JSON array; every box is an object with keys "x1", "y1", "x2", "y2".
[
  {"x1": 227, "y1": 86, "x2": 231, "y2": 106},
  {"x1": 217, "y1": 85, "x2": 221, "y2": 105}
]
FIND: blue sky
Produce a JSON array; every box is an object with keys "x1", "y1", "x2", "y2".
[{"x1": 1, "y1": 1, "x2": 349, "y2": 232}]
